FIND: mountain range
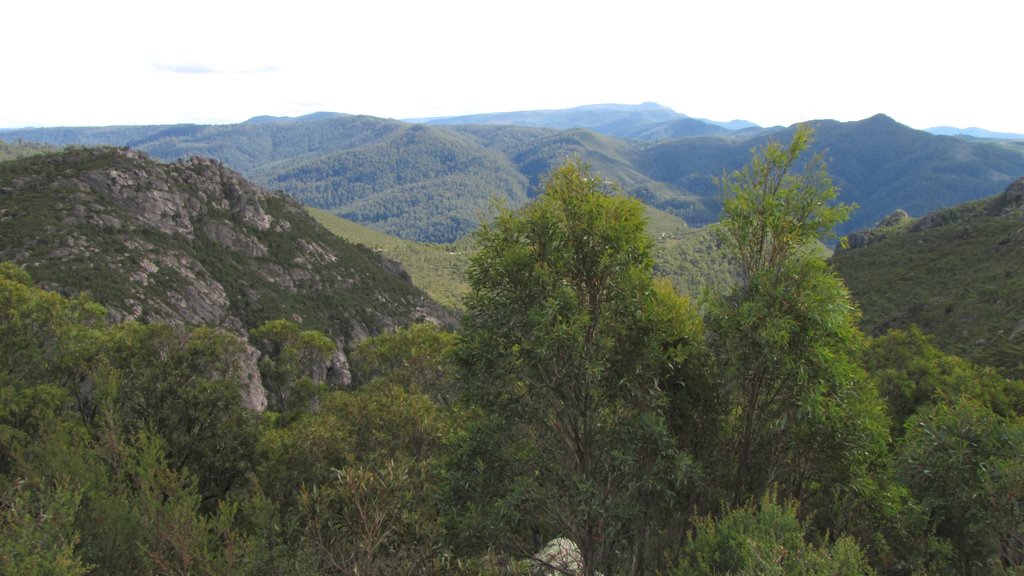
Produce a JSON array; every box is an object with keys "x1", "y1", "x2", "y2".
[
  {"x1": 414, "y1": 101, "x2": 761, "y2": 139},
  {"x1": 925, "y1": 126, "x2": 1024, "y2": 140},
  {"x1": 3, "y1": 104, "x2": 1022, "y2": 244}
]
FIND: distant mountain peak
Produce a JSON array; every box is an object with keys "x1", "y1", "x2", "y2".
[
  {"x1": 243, "y1": 111, "x2": 347, "y2": 124},
  {"x1": 862, "y1": 113, "x2": 900, "y2": 125}
]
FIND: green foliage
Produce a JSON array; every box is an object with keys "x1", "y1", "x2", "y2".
[
  {"x1": 708, "y1": 258, "x2": 890, "y2": 515},
  {"x1": 457, "y1": 158, "x2": 698, "y2": 574},
  {"x1": 251, "y1": 319, "x2": 334, "y2": 415},
  {"x1": 0, "y1": 477, "x2": 92, "y2": 576},
  {"x1": 0, "y1": 139, "x2": 55, "y2": 162},
  {"x1": 9, "y1": 420, "x2": 261, "y2": 575},
  {"x1": 99, "y1": 322, "x2": 261, "y2": 505},
  {"x1": 4, "y1": 119, "x2": 1024, "y2": 575},
  {"x1": 897, "y1": 398, "x2": 1024, "y2": 573},
  {"x1": 652, "y1": 222, "x2": 742, "y2": 298},
  {"x1": 350, "y1": 322, "x2": 460, "y2": 404},
  {"x1": 708, "y1": 127, "x2": 894, "y2": 556},
  {"x1": 309, "y1": 207, "x2": 471, "y2": 309},
  {"x1": 864, "y1": 326, "x2": 1024, "y2": 435},
  {"x1": 0, "y1": 263, "x2": 105, "y2": 473},
  {"x1": 678, "y1": 493, "x2": 875, "y2": 575},
  {"x1": 719, "y1": 124, "x2": 853, "y2": 280},
  {"x1": 311, "y1": 201, "x2": 727, "y2": 310},
  {"x1": 257, "y1": 383, "x2": 454, "y2": 573},
  {"x1": 297, "y1": 459, "x2": 441, "y2": 575},
  {"x1": 832, "y1": 203, "x2": 1024, "y2": 379}
]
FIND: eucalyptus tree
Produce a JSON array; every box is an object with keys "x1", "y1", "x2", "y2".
[
  {"x1": 708, "y1": 126, "x2": 890, "y2": 537},
  {"x1": 455, "y1": 158, "x2": 700, "y2": 575}
]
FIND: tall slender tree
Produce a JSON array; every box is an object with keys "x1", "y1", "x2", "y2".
[
  {"x1": 709, "y1": 126, "x2": 890, "y2": 535},
  {"x1": 456, "y1": 158, "x2": 699, "y2": 574}
]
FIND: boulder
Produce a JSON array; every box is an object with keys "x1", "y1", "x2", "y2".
[{"x1": 531, "y1": 538, "x2": 585, "y2": 576}]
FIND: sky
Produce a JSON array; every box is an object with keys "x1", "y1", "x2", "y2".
[{"x1": 3, "y1": 0, "x2": 1022, "y2": 133}]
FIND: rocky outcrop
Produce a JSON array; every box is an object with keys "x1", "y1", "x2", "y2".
[
  {"x1": 1, "y1": 146, "x2": 451, "y2": 411},
  {"x1": 842, "y1": 209, "x2": 911, "y2": 250},
  {"x1": 238, "y1": 338, "x2": 268, "y2": 411},
  {"x1": 877, "y1": 209, "x2": 910, "y2": 228},
  {"x1": 985, "y1": 177, "x2": 1024, "y2": 219}
]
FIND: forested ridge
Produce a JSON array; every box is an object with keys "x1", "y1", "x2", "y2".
[
  {"x1": 2, "y1": 128, "x2": 1023, "y2": 574},
  {"x1": 5, "y1": 109, "x2": 1023, "y2": 243},
  {"x1": 831, "y1": 178, "x2": 1024, "y2": 379}
]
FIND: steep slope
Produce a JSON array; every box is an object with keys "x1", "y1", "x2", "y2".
[
  {"x1": 831, "y1": 178, "x2": 1024, "y2": 378},
  {"x1": 0, "y1": 146, "x2": 447, "y2": 343},
  {"x1": 308, "y1": 208, "x2": 471, "y2": 310}
]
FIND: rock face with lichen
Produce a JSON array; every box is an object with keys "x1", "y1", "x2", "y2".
[{"x1": 0, "y1": 146, "x2": 453, "y2": 404}]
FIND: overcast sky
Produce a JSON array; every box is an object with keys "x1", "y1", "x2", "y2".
[{"x1": 3, "y1": 0, "x2": 1021, "y2": 133}]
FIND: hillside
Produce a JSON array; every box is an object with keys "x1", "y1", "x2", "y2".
[
  {"x1": 639, "y1": 114, "x2": 1024, "y2": 234},
  {"x1": 310, "y1": 197, "x2": 731, "y2": 307},
  {"x1": 831, "y1": 177, "x2": 1024, "y2": 378},
  {"x1": 5, "y1": 110, "x2": 1022, "y2": 242},
  {"x1": 4, "y1": 135, "x2": 1024, "y2": 576},
  {"x1": 254, "y1": 123, "x2": 531, "y2": 242},
  {"x1": 308, "y1": 208, "x2": 471, "y2": 309},
  {"x1": 0, "y1": 146, "x2": 448, "y2": 343}
]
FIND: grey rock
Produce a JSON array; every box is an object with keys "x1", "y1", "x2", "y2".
[{"x1": 531, "y1": 538, "x2": 585, "y2": 576}]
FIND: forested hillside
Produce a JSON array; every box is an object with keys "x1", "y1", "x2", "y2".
[
  {"x1": 832, "y1": 177, "x2": 1024, "y2": 379},
  {"x1": 3, "y1": 132, "x2": 1022, "y2": 574},
  {"x1": 5, "y1": 109, "x2": 1022, "y2": 242},
  {"x1": 308, "y1": 208, "x2": 471, "y2": 310},
  {"x1": 255, "y1": 124, "x2": 531, "y2": 242}
]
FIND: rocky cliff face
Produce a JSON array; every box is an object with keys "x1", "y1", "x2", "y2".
[{"x1": 0, "y1": 146, "x2": 453, "y2": 404}]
